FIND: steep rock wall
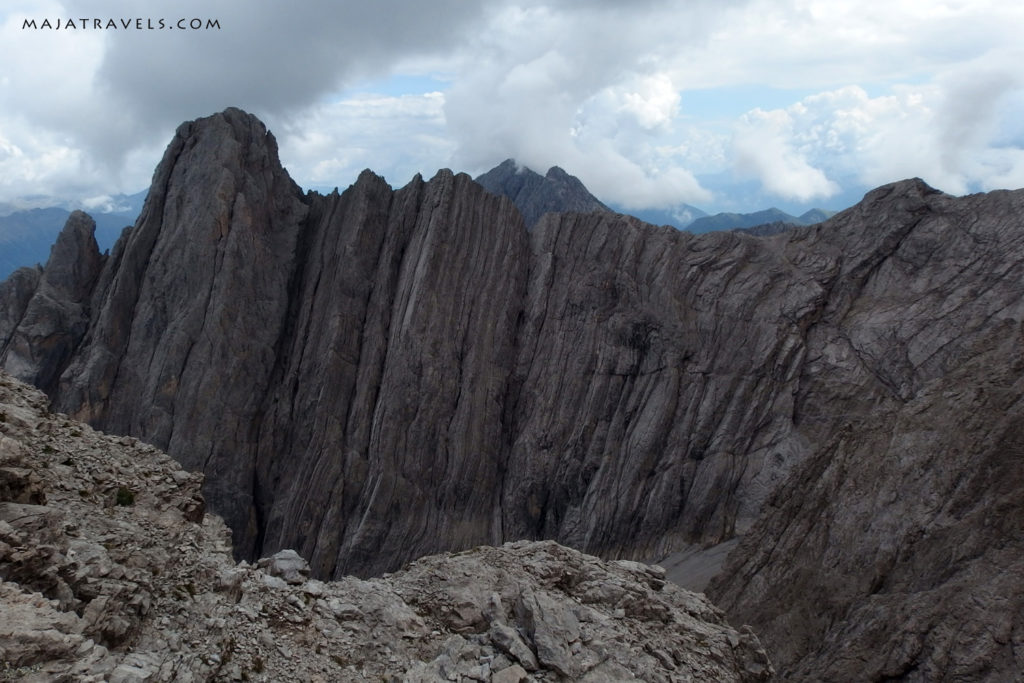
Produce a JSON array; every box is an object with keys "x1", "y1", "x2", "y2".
[
  {"x1": 707, "y1": 186, "x2": 1024, "y2": 681},
  {"x1": 2, "y1": 110, "x2": 1022, "y2": 600}
]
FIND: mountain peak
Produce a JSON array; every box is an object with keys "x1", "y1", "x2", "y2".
[
  {"x1": 182, "y1": 106, "x2": 270, "y2": 141},
  {"x1": 475, "y1": 159, "x2": 609, "y2": 228},
  {"x1": 140, "y1": 108, "x2": 304, "y2": 242},
  {"x1": 165, "y1": 108, "x2": 280, "y2": 173},
  {"x1": 43, "y1": 210, "x2": 101, "y2": 302},
  {"x1": 545, "y1": 165, "x2": 570, "y2": 179},
  {"x1": 860, "y1": 177, "x2": 943, "y2": 205}
]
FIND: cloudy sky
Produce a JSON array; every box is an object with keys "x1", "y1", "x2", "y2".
[{"x1": 2, "y1": 0, "x2": 1023, "y2": 217}]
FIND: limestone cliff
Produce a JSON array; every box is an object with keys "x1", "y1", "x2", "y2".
[
  {"x1": 3, "y1": 107, "x2": 1024, "y2": 680},
  {"x1": 0, "y1": 211, "x2": 102, "y2": 394},
  {"x1": 706, "y1": 186, "x2": 1024, "y2": 679}
]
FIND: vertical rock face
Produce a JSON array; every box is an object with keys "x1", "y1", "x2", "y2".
[
  {"x1": 252, "y1": 168, "x2": 530, "y2": 575},
  {"x1": 708, "y1": 348, "x2": 1024, "y2": 681},
  {"x1": 0, "y1": 267, "x2": 42, "y2": 364},
  {"x1": 0, "y1": 211, "x2": 102, "y2": 393},
  {"x1": 54, "y1": 108, "x2": 310, "y2": 560},
  {"x1": 707, "y1": 184, "x2": 1024, "y2": 681},
  {"x1": 3, "y1": 108, "x2": 1024, "y2": 679},
  {"x1": 501, "y1": 211, "x2": 823, "y2": 560}
]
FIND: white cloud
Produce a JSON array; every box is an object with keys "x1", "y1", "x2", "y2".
[
  {"x1": 729, "y1": 69, "x2": 1024, "y2": 199},
  {"x1": 616, "y1": 74, "x2": 681, "y2": 131},
  {"x1": 0, "y1": 127, "x2": 84, "y2": 200},
  {"x1": 672, "y1": 0, "x2": 1024, "y2": 90},
  {"x1": 733, "y1": 107, "x2": 840, "y2": 201},
  {"x1": 274, "y1": 92, "x2": 453, "y2": 190},
  {"x1": 932, "y1": 62, "x2": 1023, "y2": 191},
  {"x1": 441, "y1": 2, "x2": 740, "y2": 206},
  {"x1": 0, "y1": 1, "x2": 120, "y2": 202},
  {"x1": 0, "y1": 0, "x2": 1023, "y2": 211},
  {"x1": 81, "y1": 194, "x2": 133, "y2": 212},
  {"x1": 0, "y1": 0, "x2": 492, "y2": 202}
]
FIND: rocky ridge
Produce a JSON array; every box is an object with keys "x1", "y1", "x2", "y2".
[
  {"x1": 3, "y1": 108, "x2": 1024, "y2": 680},
  {"x1": 0, "y1": 370, "x2": 771, "y2": 681}
]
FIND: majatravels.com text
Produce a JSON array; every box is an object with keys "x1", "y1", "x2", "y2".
[{"x1": 23, "y1": 18, "x2": 221, "y2": 30}]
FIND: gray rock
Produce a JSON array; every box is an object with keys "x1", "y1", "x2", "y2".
[
  {"x1": 3, "y1": 108, "x2": 821, "y2": 577},
  {"x1": 489, "y1": 621, "x2": 539, "y2": 671},
  {"x1": 0, "y1": 211, "x2": 102, "y2": 393},
  {"x1": 0, "y1": 110, "x2": 988, "y2": 585},
  {"x1": 5, "y1": 107, "x2": 1024, "y2": 680},
  {"x1": 708, "y1": 323, "x2": 1024, "y2": 681},
  {"x1": 108, "y1": 662, "x2": 158, "y2": 683},
  {"x1": 257, "y1": 549, "x2": 310, "y2": 585},
  {"x1": 0, "y1": 266, "x2": 41, "y2": 360},
  {"x1": 0, "y1": 371, "x2": 770, "y2": 680},
  {"x1": 475, "y1": 158, "x2": 611, "y2": 228},
  {"x1": 490, "y1": 664, "x2": 529, "y2": 683},
  {"x1": 515, "y1": 588, "x2": 579, "y2": 677},
  {"x1": 579, "y1": 660, "x2": 639, "y2": 681}
]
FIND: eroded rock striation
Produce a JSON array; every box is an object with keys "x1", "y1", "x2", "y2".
[
  {"x1": 706, "y1": 313, "x2": 1024, "y2": 679},
  {"x1": 703, "y1": 184, "x2": 1024, "y2": 678},
  {"x1": 0, "y1": 370, "x2": 771, "y2": 681},
  {"x1": 0, "y1": 210, "x2": 102, "y2": 395},
  {"x1": 3, "y1": 107, "x2": 1024, "y2": 680}
]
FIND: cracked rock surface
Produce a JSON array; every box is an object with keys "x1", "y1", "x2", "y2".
[
  {"x1": 0, "y1": 371, "x2": 771, "y2": 681},
  {"x1": 707, "y1": 321, "x2": 1024, "y2": 681}
]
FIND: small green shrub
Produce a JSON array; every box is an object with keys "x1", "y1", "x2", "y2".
[{"x1": 115, "y1": 486, "x2": 135, "y2": 506}]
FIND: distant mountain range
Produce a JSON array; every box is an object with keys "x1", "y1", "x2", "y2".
[
  {"x1": 473, "y1": 158, "x2": 834, "y2": 232},
  {"x1": 616, "y1": 205, "x2": 835, "y2": 232},
  {"x1": 618, "y1": 204, "x2": 709, "y2": 229},
  {"x1": 688, "y1": 206, "x2": 833, "y2": 232},
  {"x1": 0, "y1": 192, "x2": 146, "y2": 278}
]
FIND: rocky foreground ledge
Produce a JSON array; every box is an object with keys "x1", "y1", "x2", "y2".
[{"x1": 0, "y1": 371, "x2": 772, "y2": 682}]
